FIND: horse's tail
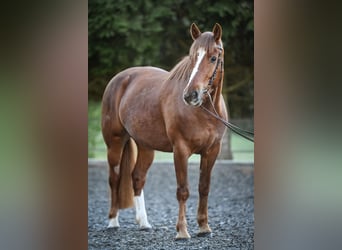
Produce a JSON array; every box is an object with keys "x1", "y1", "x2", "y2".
[{"x1": 118, "y1": 138, "x2": 136, "y2": 209}]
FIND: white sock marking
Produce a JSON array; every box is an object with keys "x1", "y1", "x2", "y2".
[
  {"x1": 107, "y1": 212, "x2": 120, "y2": 228},
  {"x1": 134, "y1": 190, "x2": 151, "y2": 228},
  {"x1": 185, "y1": 47, "x2": 206, "y2": 91}
]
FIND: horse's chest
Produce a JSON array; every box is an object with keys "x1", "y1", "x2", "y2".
[{"x1": 186, "y1": 124, "x2": 223, "y2": 151}]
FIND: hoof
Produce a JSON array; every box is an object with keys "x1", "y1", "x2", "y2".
[
  {"x1": 107, "y1": 224, "x2": 119, "y2": 229},
  {"x1": 107, "y1": 218, "x2": 120, "y2": 228},
  {"x1": 136, "y1": 217, "x2": 152, "y2": 229},
  {"x1": 198, "y1": 225, "x2": 211, "y2": 234},
  {"x1": 139, "y1": 222, "x2": 152, "y2": 231},
  {"x1": 175, "y1": 231, "x2": 191, "y2": 240}
]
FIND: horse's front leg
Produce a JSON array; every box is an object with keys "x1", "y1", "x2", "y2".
[
  {"x1": 173, "y1": 143, "x2": 191, "y2": 239},
  {"x1": 197, "y1": 144, "x2": 221, "y2": 235}
]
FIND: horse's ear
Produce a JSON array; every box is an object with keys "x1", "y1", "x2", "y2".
[
  {"x1": 212, "y1": 23, "x2": 222, "y2": 42},
  {"x1": 190, "y1": 23, "x2": 201, "y2": 40}
]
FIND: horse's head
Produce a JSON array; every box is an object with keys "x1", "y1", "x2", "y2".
[{"x1": 183, "y1": 23, "x2": 224, "y2": 107}]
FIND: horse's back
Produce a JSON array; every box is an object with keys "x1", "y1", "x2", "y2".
[
  {"x1": 102, "y1": 66, "x2": 168, "y2": 114},
  {"x1": 103, "y1": 66, "x2": 168, "y2": 101}
]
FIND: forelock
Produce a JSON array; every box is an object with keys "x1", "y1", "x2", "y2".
[{"x1": 189, "y1": 32, "x2": 217, "y2": 58}]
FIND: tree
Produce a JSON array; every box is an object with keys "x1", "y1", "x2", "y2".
[{"x1": 89, "y1": 0, "x2": 253, "y2": 117}]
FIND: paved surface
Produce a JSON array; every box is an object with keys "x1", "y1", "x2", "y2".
[{"x1": 88, "y1": 161, "x2": 254, "y2": 249}]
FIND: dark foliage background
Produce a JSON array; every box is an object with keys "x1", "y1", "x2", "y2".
[{"x1": 89, "y1": 0, "x2": 253, "y2": 118}]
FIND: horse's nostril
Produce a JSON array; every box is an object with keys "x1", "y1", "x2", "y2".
[
  {"x1": 191, "y1": 91, "x2": 198, "y2": 99},
  {"x1": 184, "y1": 92, "x2": 191, "y2": 101},
  {"x1": 183, "y1": 90, "x2": 200, "y2": 105}
]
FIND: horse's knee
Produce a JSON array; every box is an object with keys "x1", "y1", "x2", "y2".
[{"x1": 177, "y1": 186, "x2": 189, "y2": 201}]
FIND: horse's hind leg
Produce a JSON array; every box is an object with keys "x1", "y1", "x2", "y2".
[
  {"x1": 132, "y1": 146, "x2": 154, "y2": 229},
  {"x1": 106, "y1": 136, "x2": 126, "y2": 228}
]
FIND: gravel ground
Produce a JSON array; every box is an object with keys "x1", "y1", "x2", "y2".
[{"x1": 88, "y1": 161, "x2": 254, "y2": 249}]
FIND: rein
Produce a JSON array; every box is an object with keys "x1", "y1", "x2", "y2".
[
  {"x1": 200, "y1": 96, "x2": 254, "y2": 142},
  {"x1": 201, "y1": 48, "x2": 254, "y2": 142}
]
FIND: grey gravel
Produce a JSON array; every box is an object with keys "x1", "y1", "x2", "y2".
[{"x1": 88, "y1": 161, "x2": 254, "y2": 249}]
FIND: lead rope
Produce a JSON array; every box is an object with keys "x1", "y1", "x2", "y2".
[{"x1": 200, "y1": 93, "x2": 254, "y2": 142}]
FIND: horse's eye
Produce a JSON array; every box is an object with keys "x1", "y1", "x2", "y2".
[{"x1": 210, "y1": 56, "x2": 217, "y2": 63}]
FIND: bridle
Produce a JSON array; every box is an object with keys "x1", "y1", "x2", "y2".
[
  {"x1": 208, "y1": 46, "x2": 223, "y2": 88},
  {"x1": 201, "y1": 46, "x2": 254, "y2": 142}
]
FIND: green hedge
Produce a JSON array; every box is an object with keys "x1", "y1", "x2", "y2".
[{"x1": 89, "y1": 0, "x2": 253, "y2": 117}]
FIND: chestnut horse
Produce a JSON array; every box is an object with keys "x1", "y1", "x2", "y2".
[{"x1": 101, "y1": 23, "x2": 227, "y2": 239}]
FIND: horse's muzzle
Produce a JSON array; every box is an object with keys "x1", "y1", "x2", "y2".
[{"x1": 183, "y1": 90, "x2": 202, "y2": 106}]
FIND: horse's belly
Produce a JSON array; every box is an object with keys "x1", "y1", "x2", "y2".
[
  {"x1": 124, "y1": 116, "x2": 172, "y2": 152},
  {"x1": 133, "y1": 130, "x2": 173, "y2": 152}
]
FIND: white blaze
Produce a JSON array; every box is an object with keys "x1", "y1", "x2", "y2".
[{"x1": 185, "y1": 47, "x2": 206, "y2": 91}]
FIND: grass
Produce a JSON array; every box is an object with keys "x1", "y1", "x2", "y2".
[{"x1": 89, "y1": 101, "x2": 253, "y2": 161}]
